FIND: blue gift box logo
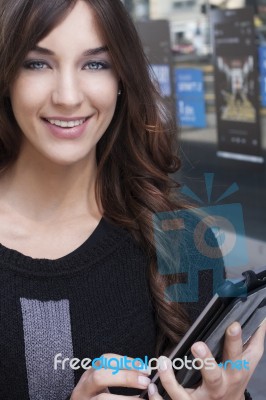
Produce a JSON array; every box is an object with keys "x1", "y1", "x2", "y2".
[{"x1": 153, "y1": 173, "x2": 248, "y2": 302}]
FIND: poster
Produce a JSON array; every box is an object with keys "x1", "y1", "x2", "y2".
[
  {"x1": 211, "y1": 8, "x2": 263, "y2": 163},
  {"x1": 175, "y1": 68, "x2": 206, "y2": 128},
  {"x1": 258, "y1": 46, "x2": 266, "y2": 107},
  {"x1": 151, "y1": 64, "x2": 171, "y2": 97}
]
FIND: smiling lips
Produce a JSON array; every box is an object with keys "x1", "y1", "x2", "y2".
[
  {"x1": 42, "y1": 116, "x2": 90, "y2": 139},
  {"x1": 44, "y1": 117, "x2": 89, "y2": 129}
]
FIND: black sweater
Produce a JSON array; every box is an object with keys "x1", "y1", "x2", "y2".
[{"x1": 0, "y1": 217, "x2": 222, "y2": 400}]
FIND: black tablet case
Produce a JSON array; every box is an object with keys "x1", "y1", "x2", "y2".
[{"x1": 140, "y1": 269, "x2": 266, "y2": 398}]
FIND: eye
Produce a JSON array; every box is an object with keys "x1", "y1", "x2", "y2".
[
  {"x1": 83, "y1": 61, "x2": 109, "y2": 70},
  {"x1": 23, "y1": 60, "x2": 50, "y2": 70}
]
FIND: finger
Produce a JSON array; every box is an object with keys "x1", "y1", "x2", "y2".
[
  {"x1": 222, "y1": 322, "x2": 243, "y2": 362},
  {"x1": 244, "y1": 320, "x2": 266, "y2": 351},
  {"x1": 191, "y1": 342, "x2": 224, "y2": 391},
  {"x1": 156, "y1": 356, "x2": 189, "y2": 400},
  {"x1": 75, "y1": 368, "x2": 151, "y2": 396},
  {"x1": 147, "y1": 383, "x2": 163, "y2": 400},
  {"x1": 243, "y1": 321, "x2": 266, "y2": 370},
  {"x1": 92, "y1": 394, "x2": 140, "y2": 400}
]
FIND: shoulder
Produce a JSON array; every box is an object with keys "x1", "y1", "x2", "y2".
[
  {"x1": 98, "y1": 217, "x2": 150, "y2": 276},
  {"x1": 154, "y1": 208, "x2": 225, "y2": 324},
  {"x1": 154, "y1": 207, "x2": 225, "y2": 276}
]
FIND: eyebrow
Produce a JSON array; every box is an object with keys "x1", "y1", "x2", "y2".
[{"x1": 30, "y1": 45, "x2": 109, "y2": 57}]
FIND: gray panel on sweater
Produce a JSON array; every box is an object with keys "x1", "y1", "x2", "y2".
[{"x1": 20, "y1": 298, "x2": 75, "y2": 400}]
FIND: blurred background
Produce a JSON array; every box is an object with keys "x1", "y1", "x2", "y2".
[{"x1": 121, "y1": 1, "x2": 266, "y2": 398}]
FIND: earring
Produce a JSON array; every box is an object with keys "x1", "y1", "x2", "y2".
[{"x1": 118, "y1": 89, "x2": 122, "y2": 96}]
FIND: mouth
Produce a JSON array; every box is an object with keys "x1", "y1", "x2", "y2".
[
  {"x1": 42, "y1": 117, "x2": 89, "y2": 128},
  {"x1": 41, "y1": 116, "x2": 91, "y2": 140}
]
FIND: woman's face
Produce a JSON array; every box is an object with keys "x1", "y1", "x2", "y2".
[{"x1": 9, "y1": 0, "x2": 119, "y2": 166}]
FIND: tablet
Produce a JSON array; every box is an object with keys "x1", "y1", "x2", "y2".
[{"x1": 140, "y1": 269, "x2": 266, "y2": 398}]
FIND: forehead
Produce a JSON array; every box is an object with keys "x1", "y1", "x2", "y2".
[{"x1": 37, "y1": 0, "x2": 105, "y2": 52}]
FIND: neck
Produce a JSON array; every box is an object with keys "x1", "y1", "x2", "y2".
[{"x1": 0, "y1": 150, "x2": 101, "y2": 223}]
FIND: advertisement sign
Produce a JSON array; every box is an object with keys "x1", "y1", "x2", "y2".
[
  {"x1": 151, "y1": 64, "x2": 171, "y2": 97},
  {"x1": 175, "y1": 68, "x2": 206, "y2": 128},
  {"x1": 258, "y1": 46, "x2": 266, "y2": 107},
  {"x1": 211, "y1": 8, "x2": 263, "y2": 163}
]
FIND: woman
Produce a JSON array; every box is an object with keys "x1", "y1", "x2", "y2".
[{"x1": 0, "y1": 0, "x2": 264, "y2": 399}]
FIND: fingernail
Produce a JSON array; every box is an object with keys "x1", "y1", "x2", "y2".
[
  {"x1": 229, "y1": 324, "x2": 241, "y2": 336},
  {"x1": 158, "y1": 356, "x2": 168, "y2": 371},
  {"x1": 139, "y1": 365, "x2": 151, "y2": 375},
  {"x1": 148, "y1": 383, "x2": 158, "y2": 396},
  {"x1": 138, "y1": 376, "x2": 151, "y2": 386},
  {"x1": 194, "y1": 343, "x2": 207, "y2": 358}
]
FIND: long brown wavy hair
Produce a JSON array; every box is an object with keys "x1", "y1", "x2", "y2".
[{"x1": 0, "y1": 0, "x2": 190, "y2": 355}]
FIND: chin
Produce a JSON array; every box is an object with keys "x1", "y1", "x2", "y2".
[
  {"x1": 51, "y1": 157, "x2": 90, "y2": 167},
  {"x1": 43, "y1": 141, "x2": 95, "y2": 162}
]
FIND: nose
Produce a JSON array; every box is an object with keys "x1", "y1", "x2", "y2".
[{"x1": 52, "y1": 69, "x2": 84, "y2": 108}]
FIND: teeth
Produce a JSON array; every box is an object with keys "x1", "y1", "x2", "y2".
[{"x1": 46, "y1": 118, "x2": 86, "y2": 127}]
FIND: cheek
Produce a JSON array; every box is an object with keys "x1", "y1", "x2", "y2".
[
  {"x1": 92, "y1": 89, "x2": 118, "y2": 117},
  {"x1": 84, "y1": 75, "x2": 118, "y2": 111},
  {"x1": 10, "y1": 79, "x2": 46, "y2": 120}
]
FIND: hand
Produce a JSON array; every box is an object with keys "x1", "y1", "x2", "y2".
[
  {"x1": 147, "y1": 321, "x2": 266, "y2": 400},
  {"x1": 70, "y1": 353, "x2": 151, "y2": 400}
]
